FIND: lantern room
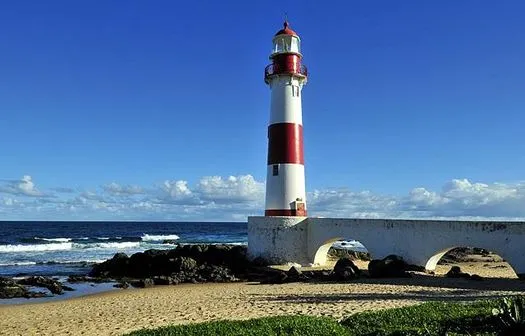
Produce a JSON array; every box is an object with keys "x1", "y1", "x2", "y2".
[
  {"x1": 270, "y1": 21, "x2": 302, "y2": 57},
  {"x1": 265, "y1": 21, "x2": 308, "y2": 84}
]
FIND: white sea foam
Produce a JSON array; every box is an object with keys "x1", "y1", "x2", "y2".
[
  {"x1": 141, "y1": 234, "x2": 180, "y2": 241},
  {"x1": 35, "y1": 237, "x2": 72, "y2": 243},
  {"x1": 0, "y1": 242, "x2": 73, "y2": 253},
  {"x1": 88, "y1": 242, "x2": 140, "y2": 249}
]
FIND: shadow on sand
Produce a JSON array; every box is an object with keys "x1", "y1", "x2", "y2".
[{"x1": 247, "y1": 272, "x2": 525, "y2": 304}]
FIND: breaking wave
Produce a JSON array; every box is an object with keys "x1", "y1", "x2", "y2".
[
  {"x1": 141, "y1": 234, "x2": 180, "y2": 241},
  {"x1": 0, "y1": 242, "x2": 74, "y2": 253}
]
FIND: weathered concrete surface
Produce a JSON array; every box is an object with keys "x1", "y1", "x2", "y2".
[
  {"x1": 247, "y1": 216, "x2": 525, "y2": 277},
  {"x1": 247, "y1": 216, "x2": 309, "y2": 265}
]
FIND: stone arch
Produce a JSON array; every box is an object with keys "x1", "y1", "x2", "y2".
[
  {"x1": 425, "y1": 245, "x2": 519, "y2": 278},
  {"x1": 312, "y1": 237, "x2": 370, "y2": 266}
]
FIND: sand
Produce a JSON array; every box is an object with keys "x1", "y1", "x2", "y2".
[{"x1": 1, "y1": 259, "x2": 524, "y2": 336}]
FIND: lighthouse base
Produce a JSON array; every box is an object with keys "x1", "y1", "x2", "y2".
[{"x1": 247, "y1": 216, "x2": 309, "y2": 265}]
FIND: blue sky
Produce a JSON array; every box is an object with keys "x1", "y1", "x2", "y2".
[{"x1": 1, "y1": 1, "x2": 525, "y2": 220}]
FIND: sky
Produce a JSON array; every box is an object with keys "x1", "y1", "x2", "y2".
[{"x1": 1, "y1": 1, "x2": 525, "y2": 221}]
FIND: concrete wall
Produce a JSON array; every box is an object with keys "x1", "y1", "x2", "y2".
[
  {"x1": 247, "y1": 216, "x2": 309, "y2": 264},
  {"x1": 247, "y1": 216, "x2": 525, "y2": 277}
]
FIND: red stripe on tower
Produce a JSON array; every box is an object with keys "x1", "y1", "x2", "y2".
[
  {"x1": 263, "y1": 21, "x2": 308, "y2": 217},
  {"x1": 267, "y1": 123, "x2": 304, "y2": 165}
]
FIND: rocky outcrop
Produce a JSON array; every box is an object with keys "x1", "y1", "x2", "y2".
[
  {"x1": 17, "y1": 276, "x2": 74, "y2": 295},
  {"x1": 89, "y1": 244, "x2": 248, "y2": 284},
  {"x1": 0, "y1": 277, "x2": 50, "y2": 299}
]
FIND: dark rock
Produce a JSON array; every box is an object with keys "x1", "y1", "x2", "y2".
[
  {"x1": 17, "y1": 276, "x2": 66, "y2": 295},
  {"x1": 0, "y1": 277, "x2": 29, "y2": 298},
  {"x1": 368, "y1": 255, "x2": 411, "y2": 278},
  {"x1": 175, "y1": 257, "x2": 198, "y2": 273},
  {"x1": 287, "y1": 266, "x2": 303, "y2": 278},
  {"x1": 333, "y1": 258, "x2": 360, "y2": 281},
  {"x1": 152, "y1": 276, "x2": 173, "y2": 286},
  {"x1": 89, "y1": 252, "x2": 130, "y2": 278},
  {"x1": 260, "y1": 270, "x2": 288, "y2": 284},
  {"x1": 405, "y1": 264, "x2": 426, "y2": 272},
  {"x1": 251, "y1": 256, "x2": 269, "y2": 267},
  {"x1": 445, "y1": 266, "x2": 471, "y2": 279},
  {"x1": 114, "y1": 281, "x2": 130, "y2": 289},
  {"x1": 0, "y1": 277, "x2": 49, "y2": 299},
  {"x1": 87, "y1": 244, "x2": 251, "y2": 285},
  {"x1": 198, "y1": 264, "x2": 238, "y2": 283},
  {"x1": 469, "y1": 274, "x2": 483, "y2": 281},
  {"x1": 131, "y1": 278, "x2": 154, "y2": 288}
]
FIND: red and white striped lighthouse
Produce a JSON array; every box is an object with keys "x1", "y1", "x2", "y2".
[{"x1": 264, "y1": 21, "x2": 308, "y2": 217}]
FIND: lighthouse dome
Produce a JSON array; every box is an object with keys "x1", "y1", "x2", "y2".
[{"x1": 274, "y1": 21, "x2": 298, "y2": 37}]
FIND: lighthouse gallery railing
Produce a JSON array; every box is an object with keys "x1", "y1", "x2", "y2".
[{"x1": 264, "y1": 64, "x2": 308, "y2": 81}]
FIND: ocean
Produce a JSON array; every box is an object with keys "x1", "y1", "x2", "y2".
[{"x1": 0, "y1": 221, "x2": 247, "y2": 277}]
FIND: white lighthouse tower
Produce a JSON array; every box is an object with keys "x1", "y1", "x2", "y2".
[{"x1": 264, "y1": 21, "x2": 308, "y2": 217}]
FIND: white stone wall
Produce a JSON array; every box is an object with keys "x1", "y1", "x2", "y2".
[
  {"x1": 247, "y1": 216, "x2": 309, "y2": 264},
  {"x1": 247, "y1": 216, "x2": 525, "y2": 276}
]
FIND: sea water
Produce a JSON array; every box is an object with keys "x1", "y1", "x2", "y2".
[{"x1": 0, "y1": 221, "x2": 247, "y2": 277}]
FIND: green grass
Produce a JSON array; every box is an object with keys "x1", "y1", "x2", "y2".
[
  {"x1": 341, "y1": 300, "x2": 498, "y2": 335},
  {"x1": 125, "y1": 298, "x2": 518, "y2": 336},
  {"x1": 126, "y1": 315, "x2": 348, "y2": 336}
]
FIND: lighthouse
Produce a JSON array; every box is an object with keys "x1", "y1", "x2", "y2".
[{"x1": 264, "y1": 21, "x2": 308, "y2": 217}]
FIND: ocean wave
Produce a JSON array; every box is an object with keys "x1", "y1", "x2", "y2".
[
  {"x1": 86, "y1": 242, "x2": 141, "y2": 249},
  {"x1": 0, "y1": 242, "x2": 73, "y2": 253},
  {"x1": 35, "y1": 237, "x2": 72, "y2": 243},
  {"x1": 141, "y1": 234, "x2": 180, "y2": 241}
]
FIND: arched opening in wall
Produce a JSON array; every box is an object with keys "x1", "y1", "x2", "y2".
[
  {"x1": 313, "y1": 237, "x2": 371, "y2": 269},
  {"x1": 426, "y1": 246, "x2": 518, "y2": 279}
]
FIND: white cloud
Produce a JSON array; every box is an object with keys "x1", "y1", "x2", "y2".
[
  {"x1": 197, "y1": 175, "x2": 265, "y2": 203},
  {"x1": 103, "y1": 182, "x2": 144, "y2": 196},
  {"x1": 0, "y1": 175, "x2": 45, "y2": 197},
  {"x1": 309, "y1": 178, "x2": 525, "y2": 220},
  {"x1": 1, "y1": 175, "x2": 525, "y2": 221}
]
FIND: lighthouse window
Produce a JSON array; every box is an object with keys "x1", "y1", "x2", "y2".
[
  {"x1": 272, "y1": 164, "x2": 279, "y2": 176},
  {"x1": 292, "y1": 85, "x2": 300, "y2": 97}
]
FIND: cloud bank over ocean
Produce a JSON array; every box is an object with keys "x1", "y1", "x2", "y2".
[{"x1": 1, "y1": 175, "x2": 525, "y2": 221}]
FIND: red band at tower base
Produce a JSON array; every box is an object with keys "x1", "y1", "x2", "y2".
[{"x1": 264, "y1": 209, "x2": 307, "y2": 217}]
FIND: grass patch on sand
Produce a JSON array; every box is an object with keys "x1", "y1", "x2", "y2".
[
  {"x1": 126, "y1": 315, "x2": 348, "y2": 336},
  {"x1": 126, "y1": 297, "x2": 524, "y2": 335},
  {"x1": 341, "y1": 300, "x2": 498, "y2": 335}
]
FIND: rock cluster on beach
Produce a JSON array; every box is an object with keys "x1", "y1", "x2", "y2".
[
  {"x1": 1, "y1": 244, "x2": 495, "y2": 299},
  {"x1": 89, "y1": 244, "x2": 249, "y2": 287},
  {"x1": 0, "y1": 276, "x2": 73, "y2": 299},
  {"x1": 87, "y1": 244, "x2": 435, "y2": 287}
]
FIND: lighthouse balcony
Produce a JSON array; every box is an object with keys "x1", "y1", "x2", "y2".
[{"x1": 264, "y1": 64, "x2": 308, "y2": 84}]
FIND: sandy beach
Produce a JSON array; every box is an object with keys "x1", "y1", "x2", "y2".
[{"x1": 1, "y1": 259, "x2": 524, "y2": 336}]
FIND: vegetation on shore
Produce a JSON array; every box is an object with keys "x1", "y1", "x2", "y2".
[{"x1": 126, "y1": 296, "x2": 525, "y2": 336}]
